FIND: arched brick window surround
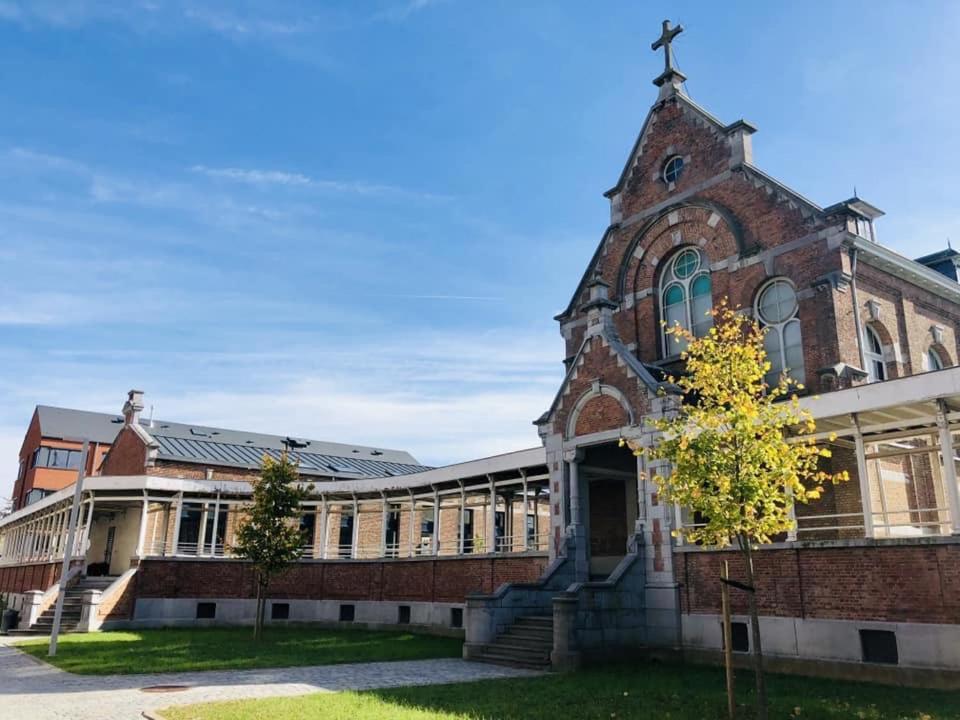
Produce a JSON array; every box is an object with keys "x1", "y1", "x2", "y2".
[{"x1": 565, "y1": 383, "x2": 635, "y2": 440}]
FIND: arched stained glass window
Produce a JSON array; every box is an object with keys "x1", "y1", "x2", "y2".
[
  {"x1": 659, "y1": 248, "x2": 712, "y2": 355},
  {"x1": 756, "y1": 279, "x2": 804, "y2": 388}
]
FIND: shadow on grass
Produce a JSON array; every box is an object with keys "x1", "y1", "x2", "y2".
[{"x1": 363, "y1": 660, "x2": 960, "y2": 720}]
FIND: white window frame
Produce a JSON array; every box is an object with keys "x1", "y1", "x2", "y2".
[
  {"x1": 662, "y1": 155, "x2": 684, "y2": 184},
  {"x1": 659, "y1": 247, "x2": 712, "y2": 357},
  {"x1": 755, "y1": 278, "x2": 804, "y2": 387},
  {"x1": 864, "y1": 325, "x2": 886, "y2": 382},
  {"x1": 926, "y1": 347, "x2": 944, "y2": 371}
]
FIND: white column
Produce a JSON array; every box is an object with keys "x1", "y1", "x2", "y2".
[
  {"x1": 350, "y1": 495, "x2": 359, "y2": 559},
  {"x1": 786, "y1": 485, "x2": 798, "y2": 542},
  {"x1": 171, "y1": 492, "x2": 184, "y2": 555},
  {"x1": 521, "y1": 470, "x2": 529, "y2": 551},
  {"x1": 80, "y1": 495, "x2": 96, "y2": 562},
  {"x1": 937, "y1": 401, "x2": 960, "y2": 535},
  {"x1": 54, "y1": 509, "x2": 67, "y2": 558},
  {"x1": 431, "y1": 485, "x2": 440, "y2": 555},
  {"x1": 380, "y1": 493, "x2": 389, "y2": 558},
  {"x1": 210, "y1": 491, "x2": 222, "y2": 556},
  {"x1": 567, "y1": 455, "x2": 582, "y2": 529},
  {"x1": 408, "y1": 490, "x2": 416, "y2": 557},
  {"x1": 852, "y1": 414, "x2": 875, "y2": 538},
  {"x1": 40, "y1": 514, "x2": 52, "y2": 560},
  {"x1": 458, "y1": 481, "x2": 466, "y2": 554},
  {"x1": 135, "y1": 493, "x2": 150, "y2": 558},
  {"x1": 533, "y1": 490, "x2": 540, "y2": 550},
  {"x1": 488, "y1": 475, "x2": 496, "y2": 554},
  {"x1": 318, "y1": 496, "x2": 329, "y2": 560}
]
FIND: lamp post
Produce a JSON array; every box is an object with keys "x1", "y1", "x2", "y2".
[{"x1": 49, "y1": 439, "x2": 90, "y2": 657}]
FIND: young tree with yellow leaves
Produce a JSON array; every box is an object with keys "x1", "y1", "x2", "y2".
[{"x1": 623, "y1": 300, "x2": 848, "y2": 720}]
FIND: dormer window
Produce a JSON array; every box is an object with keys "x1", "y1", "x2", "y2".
[
  {"x1": 662, "y1": 155, "x2": 684, "y2": 185},
  {"x1": 855, "y1": 217, "x2": 875, "y2": 242}
]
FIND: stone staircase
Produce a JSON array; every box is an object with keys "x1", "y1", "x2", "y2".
[
  {"x1": 471, "y1": 615, "x2": 553, "y2": 670},
  {"x1": 10, "y1": 575, "x2": 116, "y2": 635}
]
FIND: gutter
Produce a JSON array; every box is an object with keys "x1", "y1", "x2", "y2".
[{"x1": 848, "y1": 247, "x2": 868, "y2": 373}]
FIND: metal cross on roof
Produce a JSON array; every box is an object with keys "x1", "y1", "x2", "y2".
[{"x1": 651, "y1": 19, "x2": 684, "y2": 75}]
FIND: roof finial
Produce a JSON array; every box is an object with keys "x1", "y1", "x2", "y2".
[{"x1": 651, "y1": 19, "x2": 687, "y2": 97}]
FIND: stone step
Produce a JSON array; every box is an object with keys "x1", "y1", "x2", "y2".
[
  {"x1": 514, "y1": 615, "x2": 552, "y2": 624},
  {"x1": 483, "y1": 643, "x2": 551, "y2": 659},
  {"x1": 475, "y1": 651, "x2": 550, "y2": 670},
  {"x1": 500, "y1": 627, "x2": 552, "y2": 639},
  {"x1": 488, "y1": 635, "x2": 553, "y2": 652}
]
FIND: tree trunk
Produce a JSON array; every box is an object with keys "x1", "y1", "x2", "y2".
[
  {"x1": 254, "y1": 574, "x2": 270, "y2": 641},
  {"x1": 740, "y1": 535, "x2": 767, "y2": 720}
]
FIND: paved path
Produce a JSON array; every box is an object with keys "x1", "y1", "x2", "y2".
[{"x1": 0, "y1": 636, "x2": 538, "y2": 719}]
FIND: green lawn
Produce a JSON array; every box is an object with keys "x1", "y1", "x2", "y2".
[
  {"x1": 162, "y1": 662, "x2": 960, "y2": 720},
  {"x1": 15, "y1": 626, "x2": 462, "y2": 675}
]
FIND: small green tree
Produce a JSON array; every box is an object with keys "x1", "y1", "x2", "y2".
[
  {"x1": 624, "y1": 300, "x2": 848, "y2": 720},
  {"x1": 234, "y1": 453, "x2": 311, "y2": 640}
]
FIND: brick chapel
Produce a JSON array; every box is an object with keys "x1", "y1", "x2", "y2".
[{"x1": 3, "y1": 20, "x2": 960, "y2": 682}]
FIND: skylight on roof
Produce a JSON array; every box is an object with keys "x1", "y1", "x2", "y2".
[{"x1": 327, "y1": 462, "x2": 360, "y2": 474}]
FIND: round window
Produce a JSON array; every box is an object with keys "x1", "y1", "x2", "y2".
[
  {"x1": 672, "y1": 248, "x2": 700, "y2": 279},
  {"x1": 663, "y1": 155, "x2": 684, "y2": 184},
  {"x1": 757, "y1": 280, "x2": 797, "y2": 324}
]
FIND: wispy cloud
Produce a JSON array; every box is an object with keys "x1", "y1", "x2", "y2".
[
  {"x1": 190, "y1": 165, "x2": 312, "y2": 187},
  {"x1": 0, "y1": 324, "x2": 561, "y2": 497},
  {"x1": 373, "y1": 0, "x2": 446, "y2": 23},
  {"x1": 190, "y1": 163, "x2": 450, "y2": 201}
]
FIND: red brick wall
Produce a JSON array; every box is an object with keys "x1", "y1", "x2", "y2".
[
  {"x1": 100, "y1": 426, "x2": 148, "y2": 476},
  {"x1": 575, "y1": 395, "x2": 629, "y2": 437},
  {"x1": 557, "y1": 92, "x2": 960, "y2": 403},
  {"x1": 135, "y1": 555, "x2": 548, "y2": 603},
  {"x1": 0, "y1": 561, "x2": 62, "y2": 593},
  {"x1": 554, "y1": 335, "x2": 651, "y2": 437},
  {"x1": 676, "y1": 542, "x2": 960, "y2": 624},
  {"x1": 97, "y1": 571, "x2": 138, "y2": 621}
]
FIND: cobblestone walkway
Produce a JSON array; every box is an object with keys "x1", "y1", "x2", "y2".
[{"x1": 0, "y1": 636, "x2": 538, "y2": 719}]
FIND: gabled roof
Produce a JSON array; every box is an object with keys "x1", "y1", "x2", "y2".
[
  {"x1": 34, "y1": 405, "x2": 429, "y2": 479},
  {"x1": 536, "y1": 322, "x2": 677, "y2": 428},
  {"x1": 36, "y1": 406, "x2": 130, "y2": 445},
  {"x1": 604, "y1": 92, "x2": 756, "y2": 199}
]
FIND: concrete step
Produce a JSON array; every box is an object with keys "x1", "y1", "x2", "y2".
[
  {"x1": 500, "y1": 627, "x2": 553, "y2": 640},
  {"x1": 475, "y1": 651, "x2": 550, "y2": 670},
  {"x1": 486, "y1": 638, "x2": 553, "y2": 655},
  {"x1": 479, "y1": 647, "x2": 550, "y2": 661},
  {"x1": 514, "y1": 615, "x2": 552, "y2": 624}
]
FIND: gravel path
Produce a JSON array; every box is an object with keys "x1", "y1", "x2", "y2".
[{"x1": 0, "y1": 635, "x2": 538, "y2": 719}]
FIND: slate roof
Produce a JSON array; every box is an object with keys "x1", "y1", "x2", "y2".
[{"x1": 34, "y1": 405, "x2": 430, "y2": 479}]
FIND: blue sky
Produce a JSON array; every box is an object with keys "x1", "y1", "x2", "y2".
[{"x1": 1, "y1": 0, "x2": 959, "y2": 499}]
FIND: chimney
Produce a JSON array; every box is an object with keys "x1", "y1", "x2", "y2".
[{"x1": 123, "y1": 389, "x2": 145, "y2": 426}]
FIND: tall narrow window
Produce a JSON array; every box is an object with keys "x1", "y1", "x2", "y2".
[
  {"x1": 756, "y1": 279, "x2": 804, "y2": 388},
  {"x1": 659, "y1": 247, "x2": 712, "y2": 356},
  {"x1": 864, "y1": 326, "x2": 886, "y2": 382},
  {"x1": 925, "y1": 348, "x2": 944, "y2": 371}
]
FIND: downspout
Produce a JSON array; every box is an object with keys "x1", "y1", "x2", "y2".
[{"x1": 848, "y1": 246, "x2": 868, "y2": 372}]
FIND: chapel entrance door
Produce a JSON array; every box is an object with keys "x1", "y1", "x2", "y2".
[{"x1": 582, "y1": 442, "x2": 637, "y2": 580}]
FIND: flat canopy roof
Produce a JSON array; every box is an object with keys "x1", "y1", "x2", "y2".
[{"x1": 801, "y1": 365, "x2": 960, "y2": 440}]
